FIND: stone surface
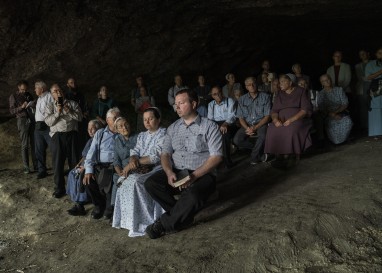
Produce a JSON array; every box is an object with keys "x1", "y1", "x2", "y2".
[{"x1": 1, "y1": 0, "x2": 382, "y2": 118}]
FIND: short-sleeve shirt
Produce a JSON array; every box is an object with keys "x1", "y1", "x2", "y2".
[
  {"x1": 236, "y1": 92, "x2": 271, "y2": 125},
  {"x1": 162, "y1": 115, "x2": 222, "y2": 171}
]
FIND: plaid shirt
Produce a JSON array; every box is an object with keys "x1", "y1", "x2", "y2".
[
  {"x1": 236, "y1": 92, "x2": 271, "y2": 125},
  {"x1": 163, "y1": 115, "x2": 222, "y2": 170}
]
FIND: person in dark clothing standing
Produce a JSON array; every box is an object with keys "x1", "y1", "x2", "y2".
[
  {"x1": 44, "y1": 84, "x2": 82, "y2": 198},
  {"x1": 9, "y1": 80, "x2": 37, "y2": 174}
]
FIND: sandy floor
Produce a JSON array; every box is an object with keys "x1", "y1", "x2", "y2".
[{"x1": 1, "y1": 119, "x2": 382, "y2": 272}]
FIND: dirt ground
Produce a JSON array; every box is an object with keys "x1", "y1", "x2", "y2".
[{"x1": 1, "y1": 118, "x2": 382, "y2": 273}]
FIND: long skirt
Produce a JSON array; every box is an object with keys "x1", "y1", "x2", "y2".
[
  {"x1": 66, "y1": 168, "x2": 88, "y2": 203},
  {"x1": 112, "y1": 165, "x2": 164, "y2": 237},
  {"x1": 326, "y1": 116, "x2": 353, "y2": 144},
  {"x1": 368, "y1": 96, "x2": 382, "y2": 136}
]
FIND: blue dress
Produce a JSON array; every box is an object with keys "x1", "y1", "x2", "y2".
[
  {"x1": 110, "y1": 133, "x2": 138, "y2": 206},
  {"x1": 112, "y1": 128, "x2": 166, "y2": 237},
  {"x1": 66, "y1": 138, "x2": 93, "y2": 202},
  {"x1": 317, "y1": 87, "x2": 353, "y2": 144}
]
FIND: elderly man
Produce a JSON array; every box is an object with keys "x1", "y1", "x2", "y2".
[
  {"x1": 44, "y1": 84, "x2": 82, "y2": 198},
  {"x1": 34, "y1": 81, "x2": 53, "y2": 179},
  {"x1": 83, "y1": 107, "x2": 120, "y2": 219},
  {"x1": 233, "y1": 77, "x2": 271, "y2": 165},
  {"x1": 9, "y1": 80, "x2": 37, "y2": 174},
  {"x1": 145, "y1": 89, "x2": 222, "y2": 239},
  {"x1": 208, "y1": 85, "x2": 237, "y2": 168}
]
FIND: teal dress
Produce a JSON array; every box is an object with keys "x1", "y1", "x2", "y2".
[{"x1": 91, "y1": 97, "x2": 117, "y2": 120}]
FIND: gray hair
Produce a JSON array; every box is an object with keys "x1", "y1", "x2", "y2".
[
  {"x1": 35, "y1": 81, "x2": 47, "y2": 90},
  {"x1": 106, "y1": 107, "x2": 121, "y2": 119},
  {"x1": 88, "y1": 119, "x2": 102, "y2": 130}
]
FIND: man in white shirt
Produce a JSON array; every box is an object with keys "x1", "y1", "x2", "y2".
[{"x1": 34, "y1": 81, "x2": 53, "y2": 179}]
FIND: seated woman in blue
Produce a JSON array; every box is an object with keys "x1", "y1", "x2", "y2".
[
  {"x1": 316, "y1": 74, "x2": 353, "y2": 144},
  {"x1": 66, "y1": 119, "x2": 102, "y2": 216},
  {"x1": 112, "y1": 107, "x2": 166, "y2": 237},
  {"x1": 111, "y1": 117, "x2": 138, "y2": 208}
]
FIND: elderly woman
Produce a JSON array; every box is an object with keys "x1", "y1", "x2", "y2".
[
  {"x1": 112, "y1": 107, "x2": 166, "y2": 237},
  {"x1": 91, "y1": 85, "x2": 118, "y2": 126},
  {"x1": 223, "y1": 73, "x2": 243, "y2": 100},
  {"x1": 110, "y1": 117, "x2": 138, "y2": 208},
  {"x1": 66, "y1": 119, "x2": 102, "y2": 216},
  {"x1": 264, "y1": 74, "x2": 312, "y2": 160},
  {"x1": 315, "y1": 74, "x2": 353, "y2": 144}
]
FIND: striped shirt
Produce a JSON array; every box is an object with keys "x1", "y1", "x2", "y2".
[
  {"x1": 162, "y1": 115, "x2": 222, "y2": 171},
  {"x1": 44, "y1": 99, "x2": 82, "y2": 137},
  {"x1": 236, "y1": 92, "x2": 271, "y2": 125}
]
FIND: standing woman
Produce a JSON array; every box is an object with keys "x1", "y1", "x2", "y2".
[
  {"x1": 222, "y1": 73, "x2": 242, "y2": 100},
  {"x1": 365, "y1": 47, "x2": 382, "y2": 137},
  {"x1": 264, "y1": 74, "x2": 312, "y2": 160},
  {"x1": 112, "y1": 107, "x2": 166, "y2": 237},
  {"x1": 135, "y1": 86, "x2": 155, "y2": 133},
  {"x1": 92, "y1": 85, "x2": 118, "y2": 126},
  {"x1": 315, "y1": 74, "x2": 353, "y2": 144}
]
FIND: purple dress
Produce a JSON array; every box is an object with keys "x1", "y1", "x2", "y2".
[{"x1": 265, "y1": 87, "x2": 312, "y2": 154}]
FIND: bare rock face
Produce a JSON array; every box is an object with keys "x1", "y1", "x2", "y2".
[{"x1": 1, "y1": 0, "x2": 381, "y2": 117}]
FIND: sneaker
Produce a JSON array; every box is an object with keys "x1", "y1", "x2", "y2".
[
  {"x1": 250, "y1": 160, "x2": 259, "y2": 165},
  {"x1": 261, "y1": 153, "x2": 268, "y2": 162},
  {"x1": 67, "y1": 204, "x2": 86, "y2": 216},
  {"x1": 23, "y1": 167, "x2": 31, "y2": 174},
  {"x1": 145, "y1": 219, "x2": 165, "y2": 239}
]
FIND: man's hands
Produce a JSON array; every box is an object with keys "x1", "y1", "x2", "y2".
[{"x1": 220, "y1": 122, "x2": 228, "y2": 134}]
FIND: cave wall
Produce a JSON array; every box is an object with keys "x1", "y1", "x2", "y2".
[{"x1": 1, "y1": 0, "x2": 381, "y2": 118}]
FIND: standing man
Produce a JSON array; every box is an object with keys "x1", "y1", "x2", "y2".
[
  {"x1": 208, "y1": 86, "x2": 237, "y2": 168},
  {"x1": 233, "y1": 77, "x2": 271, "y2": 165},
  {"x1": 83, "y1": 107, "x2": 120, "y2": 219},
  {"x1": 34, "y1": 81, "x2": 53, "y2": 179},
  {"x1": 44, "y1": 84, "x2": 82, "y2": 198},
  {"x1": 65, "y1": 77, "x2": 89, "y2": 151},
  {"x1": 168, "y1": 75, "x2": 188, "y2": 111},
  {"x1": 145, "y1": 89, "x2": 222, "y2": 239},
  {"x1": 9, "y1": 80, "x2": 37, "y2": 174}
]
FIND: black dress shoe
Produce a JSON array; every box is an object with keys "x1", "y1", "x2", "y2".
[
  {"x1": 91, "y1": 207, "x2": 104, "y2": 220},
  {"x1": 53, "y1": 191, "x2": 66, "y2": 199},
  {"x1": 145, "y1": 219, "x2": 165, "y2": 239},
  {"x1": 37, "y1": 172, "x2": 47, "y2": 179},
  {"x1": 67, "y1": 204, "x2": 86, "y2": 216}
]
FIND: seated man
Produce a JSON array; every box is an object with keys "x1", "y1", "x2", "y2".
[
  {"x1": 208, "y1": 86, "x2": 237, "y2": 168},
  {"x1": 145, "y1": 89, "x2": 223, "y2": 239},
  {"x1": 233, "y1": 77, "x2": 271, "y2": 165},
  {"x1": 83, "y1": 107, "x2": 121, "y2": 219}
]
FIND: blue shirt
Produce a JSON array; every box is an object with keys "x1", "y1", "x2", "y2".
[
  {"x1": 84, "y1": 126, "x2": 118, "y2": 174},
  {"x1": 162, "y1": 115, "x2": 222, "y2": 171},
  {"x1": 236, "y1": 92, "x2": 271, "y2": 125},
  {"x1": 365, "y1": 60, "x2": 382, "y2": 79},
  {"x1": 207, "y1": 97, "x2": 236, "y2": 124}
]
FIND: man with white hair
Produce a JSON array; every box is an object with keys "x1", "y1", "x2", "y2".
[
  {"x1": 44, "y1": 84, "x2": 83, "y2": 198},
  {"x1": 34, "y1": 80, "x2": 53, "y2": 179},
  {"x1": 83, "y1": 107, "x2": 121, "y2": 220}
]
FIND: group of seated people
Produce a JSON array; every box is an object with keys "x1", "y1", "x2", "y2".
[{"x1": 10, "y1": 47, "x2": 382, "y2": 239}]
